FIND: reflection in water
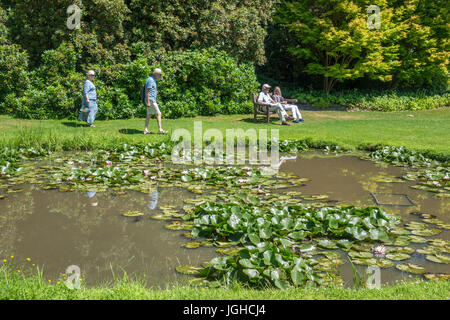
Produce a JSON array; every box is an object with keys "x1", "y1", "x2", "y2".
[{"x1": 0, "y1": 152, "x2": 448, "y2": 288}]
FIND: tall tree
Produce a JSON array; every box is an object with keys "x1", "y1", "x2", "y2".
[
  {"x1": 127, "y1": 0, "x2": 276, "y2": 65},
  {"x1": 390, "y1": 0, "x2": 449, "y2": 89},
  {"x1": 275, "y1": 0, "x2": 402, "y2": 93}
]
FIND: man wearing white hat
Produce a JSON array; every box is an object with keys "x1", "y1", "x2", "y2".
[
  {"x1": 257, "y1": 84, "x2": 290, "y2": 126},
  {"x1": 144, "y1": 68, "x2": 167, "y2": 134},
  {"x1": 79, "y1": 70, "x2": 98, "y2": 127}
]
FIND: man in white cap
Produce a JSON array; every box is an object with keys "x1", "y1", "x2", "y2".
[
  {"x1": 79, "y1": 70, "x2": 98, "y2": 127},
  {"x1": 257, "y1": 84, "x2": 290, "y2": 125},
  {"x1": 144, "y1": 68, "x2": 167, "y2": 134}
]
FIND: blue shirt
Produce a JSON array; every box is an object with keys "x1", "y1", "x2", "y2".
[
  {"x1": 145, "y1": 76, "x2": 157, "y2": 103},
  {"x1": 83, "y1": 80, "x2": 97, "y2": 103}
]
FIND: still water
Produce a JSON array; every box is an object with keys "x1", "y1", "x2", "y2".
[{"x1": 0, "y1": 152, "x2": 448, "y2": 287}]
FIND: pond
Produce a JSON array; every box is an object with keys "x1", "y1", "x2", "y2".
[{"x1": 0, "y1": 151, "x2": 449, "y2": 288}]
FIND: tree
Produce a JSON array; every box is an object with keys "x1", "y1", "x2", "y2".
[
  {"x1": 390, "y1": 0, "x2": 449, "y2": 89},
  {"x1": 275, "y1": 0, "x2": 401, "y2": 93},
  {"x1": 127, "y1": 0, "x2": 276, "y2": 65}
]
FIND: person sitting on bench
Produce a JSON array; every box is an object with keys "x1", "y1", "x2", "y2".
[
  {"x1": 257, "y1": 84, "x2": 290, "y2": 126},
  {"x1": 273, "y1": 87, "x2": 304, "y2": 123}
]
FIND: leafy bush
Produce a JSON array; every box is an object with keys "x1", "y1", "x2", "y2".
[
  {"x1": 0, "y1": 44, "x2": 29, "y2": 103},
  {"x1": 289, "y1": 89, "x2": 449, "y2": 111}
]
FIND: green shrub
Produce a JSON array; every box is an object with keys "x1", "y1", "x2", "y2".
[
  {"x1": 290, "y1": 89, "x2": 449, "y2": 111},
  {"x1": 0, "y1": 44, "x2": 29, "y2": 103}
]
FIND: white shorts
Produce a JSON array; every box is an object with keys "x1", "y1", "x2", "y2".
[{"x1": 147, "y1": 101, "x2": 160, "y2": 115}]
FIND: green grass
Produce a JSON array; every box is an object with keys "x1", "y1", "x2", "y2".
[
  {"x1": 1, "y1": 264, "x2": 448, "y2": 300},
  {"x1": 1, "y1": 108, "x2": 450, "y2": 157}
]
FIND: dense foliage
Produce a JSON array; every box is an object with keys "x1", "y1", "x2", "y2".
[{"x1": 0, "y1": 1, "x2": 448, "y2": 119}]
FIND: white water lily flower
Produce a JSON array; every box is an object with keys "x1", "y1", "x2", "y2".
[
  {"x1": 67, "y1": 161, "x2": 74, "y2": 167},
  {"x1": 372, "y1": 244, "x2": 386, "y2": 256}
]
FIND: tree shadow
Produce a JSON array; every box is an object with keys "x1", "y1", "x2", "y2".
[{"x1": 119, "y1": 128, "x2": 143, "y2": 135}]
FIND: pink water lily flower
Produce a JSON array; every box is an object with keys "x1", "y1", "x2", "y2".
[
  {"x1": 372, "y1": 244, "x2": 386, "y2": 256},
  {"x1": 67, "y1": 161, "x2": 74, "y2": 167},
  {"x1": 106, "y1": 161, "x2": 113, "y2": 167},
  {"x1": 67, "y1": 177, "x2": 73, "y2": 182},
  {"x1": 444, "y1": 175, "x2": 449, "y2": 180},
  {"x1": 238, "y1": 179, "x2": 248, "y2": 184},
  {"x1": 432, "y1": 181, "x2": 440, "y2": 186}
]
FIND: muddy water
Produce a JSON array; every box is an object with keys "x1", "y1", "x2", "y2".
[
  {"x1": 0, "y1": 152, "x2": 448, "y2": 288},
  {"x1": 281, "y1": 152, "x2": 449, "y2": 286},
  {"x1": 0, "y1": 185, "x2": 216, "y2": 287}
]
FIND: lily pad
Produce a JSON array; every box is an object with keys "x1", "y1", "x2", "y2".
[
  {"x1": 423, "y1": 273, "x2": 450, "y2": 281},
  {"x1": 395, "y1": 263, "x2": 426, "y2": 274},
  {"x1": 375, "y1": 259, "x2": 395, "y2": 268},
  {"x1": 176, "y1": 265, "x2": 203, "y2": 275},
  {"x1": 425, "y1": 254, "x2": 450, "y2": 264},
  {"x1": 182, "y1": 242, "x2": 201, "y2": 249},
  {"x1": 122, "y1": 211, "x2": 144, "y2": 217},
  {"x1": 386, "y1": 253, "x2": 411, "y2": 261},
  {"x1": 317, "y1": 240, "x2": 338, "y2": 250}
]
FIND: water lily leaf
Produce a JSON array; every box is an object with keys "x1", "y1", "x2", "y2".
[
  {"x1": 182, "y1": 242, "x2": 201, "y2": 249},
  {"x1": 395, "y1": 263, "x2": 426, "y2": 274},
  {"x1": 337, "y1": 239, "x2": 354, "y2": 249},
  {"x1": 348, "y1": 251, "x2": 373, "y2": 259},
  {"x1": 274, "y1": 279, "x2": 290, "y2": 290},
  {"x1": 317, "y1": 240, "x2": 338, "y2": 250},
  {"x1": 242, "y1": 268, "x2": 260, "y2": 279},
  {"x1": 425, "y1": 254, "x2": 450, "y2": 264},
  {"x1": 407, "y1": 235, "x2": 428, "y2": 243},
  {"x1": 351, "y1": 258, "x2": 377, "y2": 266},
  {"x1": 410, "y1": 228, "x2": 441, "y2": 236},
  {"x1": 288, "y1": 231, "x2": 307, "y2": 240},
  {"x1": 376, "y1": 259, "x2": 395, "y2": 268},
  {"x1": 150, "y1": 214, "x2": 172, "y2": 220},
  {"x1": 215, "y1": 241, "x2": 233, "y2": 248},
  {"x1": 386, "y1": 253, "x2": 411, "y2": 261},
  {"x1": 122, "y1": 211, "x2": 144, "y2": 217},
  {"x1": 176, "y1": 265, "x2": 203, "y2": 275},
  {"x1": 423, "y1": 273, "x2": 450, "y2": 281}
]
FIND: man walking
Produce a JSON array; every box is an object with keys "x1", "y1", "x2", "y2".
[
  {"x1": 144, "y1": 68, "x2": 167, "y2": 134},
  {"x1": 79, "y1": 70, "x2": 98, "y2": 127},
  {"x1": 257, "y1": 84, "x2": 290, "y2": 126}
]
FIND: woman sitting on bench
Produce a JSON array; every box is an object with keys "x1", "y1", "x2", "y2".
[{"x1": 272, "y1": 87, "x2": 305, "y2": 123}]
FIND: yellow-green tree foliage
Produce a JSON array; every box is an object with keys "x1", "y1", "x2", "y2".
[{"x1": 275, "y1": 0, "x2": 448, "y2": 92}]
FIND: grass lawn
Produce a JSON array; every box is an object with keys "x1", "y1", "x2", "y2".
[
  {"x1": 1, "y1": 108, "x2": 449, "y2": 157},
  {"x1": 0, "y1": 263, "x2": 449, "y2": 300},
  {"x1": 1, "y1": 109, "x2": 449, "y2": 300}
]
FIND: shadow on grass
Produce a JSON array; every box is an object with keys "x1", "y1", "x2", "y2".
[
  {"x1": 119, "y1": 128, "x2": 143, "y2": 135},
  {"x1": 61, "y1": 121, "x2": 89, "y2": 128},
  {"x1": 239, "y1": 116, "x2": 282, "y2": 125}
]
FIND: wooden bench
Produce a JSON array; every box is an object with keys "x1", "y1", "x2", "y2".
[
  {"x1": 252, "y1": 93, "x2": 275, "y2": 123},
  {"x1": 252, "y1": 93, "x2": 299, "y2": 123}
]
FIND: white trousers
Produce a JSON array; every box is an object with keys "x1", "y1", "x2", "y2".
[{"x1": 283, "y1": 104, "x2": 302, "y2": 120}]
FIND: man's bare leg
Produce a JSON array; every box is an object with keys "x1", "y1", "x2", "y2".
[{"x1": 144, "y1": 114, "x2": 151, "y2": 133}]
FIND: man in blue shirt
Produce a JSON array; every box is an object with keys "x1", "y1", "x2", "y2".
[
  {"x1": 144, "y1": 68, "x2": 167, "y2": 134},
  {"x1": 79, "y1": 70, "x2": 98, "y2": 127}
]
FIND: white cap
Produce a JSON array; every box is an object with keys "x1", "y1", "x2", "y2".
[
  {"x1": 262, "y1": 84, "x2": 271, "y2": 89},
  {"x1": 87, "y1": 70, "x2": 95, "y2": 76},
  {"x1": 153, "y1": 68, "x2": 162, "y2": 74}
]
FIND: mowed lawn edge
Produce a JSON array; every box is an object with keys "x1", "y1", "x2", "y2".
[{"x1": 1, "y1": 108, "x2": 449, "y2": 157}]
